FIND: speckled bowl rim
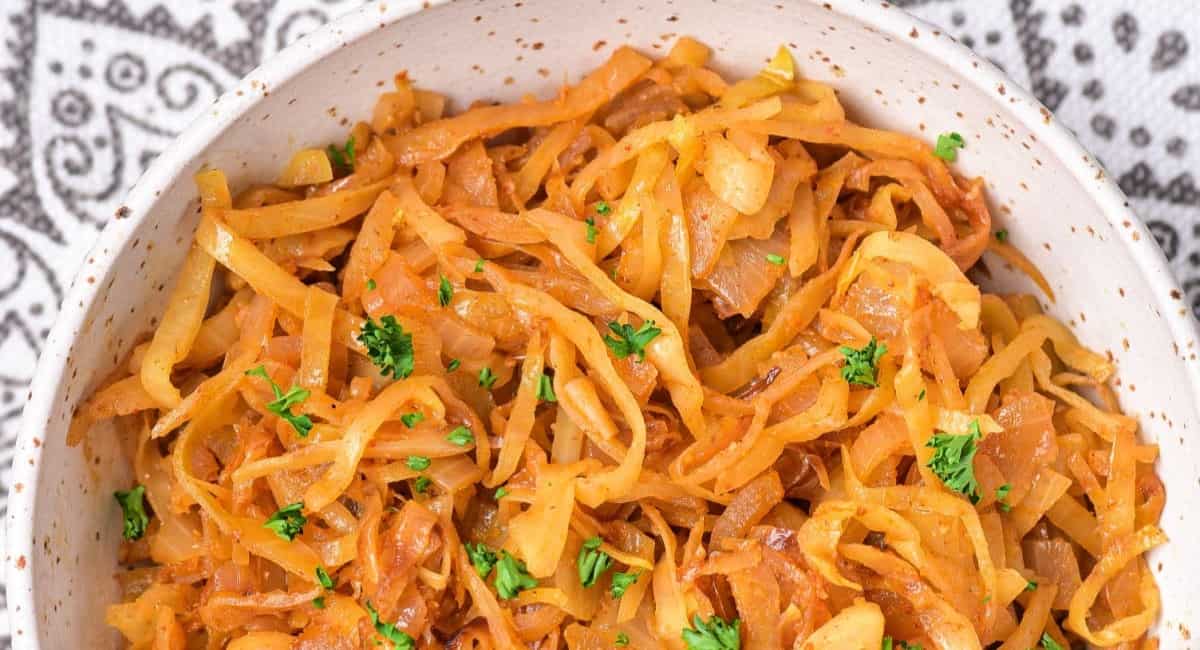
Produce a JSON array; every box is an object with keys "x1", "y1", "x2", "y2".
[{"x1": 7, "y1": 0, "x2": 1199, "y2": 644}]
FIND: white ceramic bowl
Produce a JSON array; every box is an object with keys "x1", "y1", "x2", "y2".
[{"x1": 8, "y1": 0, "x2": 1200, "y2": 647}]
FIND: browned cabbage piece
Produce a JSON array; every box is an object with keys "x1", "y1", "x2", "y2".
[{"x1": 697, "y1": 228, "x2": 789, "y2": 318}]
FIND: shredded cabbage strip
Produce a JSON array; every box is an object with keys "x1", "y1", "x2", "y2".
[{"x1": 76, "y1": 39, "x2": 1166, "y2": 649}]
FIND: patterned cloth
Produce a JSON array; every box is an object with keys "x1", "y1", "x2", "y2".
[{"x1": 0, "y1": 0, "x2": 1195, "y2": 644}]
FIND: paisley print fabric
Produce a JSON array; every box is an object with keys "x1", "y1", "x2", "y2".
[{"x1": 0, "y1": 0, "x2": 1195, "y2": 644}]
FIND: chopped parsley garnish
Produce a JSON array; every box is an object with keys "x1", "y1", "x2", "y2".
[
  {"x1": 474, "y1": 259, "x2": 485, "y2": 273},
  {"x1": 610, "y1": 571, "x2": 640, "y2": 598},
  {"x1": 766, "y1": 253, "x2": 786, "y2": 265},
  {"x1": 414, "y1": 476, "x2": 431, "y2": 494},
  {"x1": 1040, "y1": 633, "x2": 1064, "y2": 650},
  {"x1": 926, "y1": 419, "x2": 982, "y2": 503},
  {"x1": 245, "y1": 365, "x2": 313, "y2": 437},
  {"x1": 536, "y1": 373, "x2": 557, "y2": 402},
  {"x1": 358, "y1": 315, "x2": 414, "y2": 380},
  {"x1": 365, "y1": 600, "x2": 415, "y2": 650},
  {"x1": 478, "y1": 367, "x2": 497, "y2": 390},
  {"x1": 447, "y1": 426, "x2": 474, "y2": 446},
  {"x1": 616, "y1": 632, "x2": 630, "y2": 646},
  {"x1": 995, "y1": 229, "x2": 1009, "y2": 242},
  {"x1": 578, "y1": 536, "x2": 614, "y2": 588},
  {"x1": 882, "y1": 638, "x2": 923, "y2": 650},
  {"x1": 366, "y1": 278, "x2": 377, "y2": 290},
  {"x1": 585, "y1": 216, "x2": 598, "y2": 244},
  {"x1": 465, "y1": 542, "x2": 498, "y2": 578},
  {"x1": 682, "y1": 614, "x2": 740, "y2": 650},
  {"x1": 494, "y1": 487, "x2": 509, "y2": 499},
  {"x1": 933, "y1": 131, "x2": 965, "y2": 162},
  {"x1": 603, "y1": 320, "x2": 662, "y2": 362},
  {"x1": 996, "y1": 484, "x2": 1012, "y2": 512},
  {"x1": 406, "y1": 455, "x2": 431, "y2": 471},
  {"x1": 495, "y1": 551, "x2": 538, "y2": 599},
  {"x1": 315, "y1": 567, "x2": 334, "y2": 589},
  {"x1": 447, "y1": 358, "x2": 461, "y2": 372},
  {"x1": 312, "y1": 596, "x2": 325, "y2": 609},
  {"x1": 400, "y1": 412, "x2": 424, "y2": 428},
  {"x1": 1026, "y1": 579, "x2": 1038, "y2": 591},
  {"x1": 918, "y1": 389, "x2": 926, "y2": 401},
  {"x1": 839, "y1": 337, "x2": 887, "y2": 387},
  {"x1": 326, "y1": 136, "x2": 356, "y2": 172},
  {"x1": 438, "y1": 274, "x2": 453, "y2": 307},
  {"x1": 595, "y1": 201, "x2": 612, "y2": 216},
  {"x1": 263, "y1": 502, "x2": 306, "y2": 541},
  {"x1": 114, "y1": 485, "x2": 149, "y2": 541}
]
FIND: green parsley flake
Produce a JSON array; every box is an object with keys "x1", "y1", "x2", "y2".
[
  {"x1": 610, "y1": 571, "x2": 640, "y2": 599},
  {"x1": 366, "y1": 278, "x2": 377, "y2": 291},
  {"x1": 682, "y1": 614, "x2": 741, "y2": 650},
  {"x1": 766, "y1": 253, "x2": 786, "y2": 266},
  {"x1": 446, "y1": 426, "x2": 474, "y2": 446},
  {"x1": 995, "y1": 229, "x2": 1009, "y2": 242},
  {"x1": 577, "y1": 536, "x2": 614, "y2": 588},
  {"x1": 474, "y1": 259, "x2": 486, "y2": 273},
  {"x1": 1026, "y1": 579, "x2": 1038, "y2": 592},
  {"x1": 595, "y1": 201, "x2": 612, "y2": 216},
  {"x1": 839, "y1": 337, "x2": 887, "y2": 387},
  {"x1": 603, "y1": 320, "x2": 662, "y2": 362},
  {"x1": 366, "y1": 600, "x2": 415, "y2": 650},
  {"x1": 616, "y1": 632, "x2": 630, "y2": 646},
  {"x1": 536, "y1": 373, "x2": 557, "y2": 402},
  {"x1": 1040, "y1": 633, "x2": 1064, "y2": 650},
  {"x1": 478, "y1": 367, "x2": 498, "y2": 390},
  {"x1": 995, "y1": 483, "x2": 1012, "y2": 512},
  {"x1": 466, "y1": 542, "x2": 498, "y2": 578},
  {"x1": 315, "y1": 567, "x2": 334, "y2": 589},
  {"x1": 264, "y1": 502, "x2": 306, "y2": 541},
  {"x1": 494, "y1": 487, "x2": 509, "y2": 499},
  {"x1": 933, "y1": 131, "x2": 965, "y2": 162},
  {"x1": 312, "y1": 596, "x2": 325, "y2": 609},
  {"x1": 495, "y1": 551, "x2": 538, "y2": 599},
  {"x1": 326, "y1": 136, "x2": 356, "y2": 172},
  {"x1": 246, "y1": 365, "x2": 313, "y2": 437},
  {"x1": 358, "y1": 315, "x2": 415, "y2": 380},
  {"x1": 882, "y1": 638, "x2": 923, "y2": 650},
  {"x1": 447, "y1": 358, "x2": 461, "y2": 372},
  {"x1": 406, "y1": 455, "x2": 431, "y2": 471},
  {"x1": 400, "y1": 412, "x2": 424, "y2": 429},
  {"x1": 918, "y1": 389, "x2": 926, "y2": 401},
  {"x1": 414, "y1": 476, "x2": 431, "y2": 494},
  {"x1": 585, "y1": 216, "x2": 599, "y2": 244},
  {"x1": 114, "y1": 485, "x2": 149, "y2": 541},
  {"x1": 926, "y1": 419, "x2": 982, "y2": 502},
  {"x1": 438, "y1": 274, "x2": 453, "y2": 307}
]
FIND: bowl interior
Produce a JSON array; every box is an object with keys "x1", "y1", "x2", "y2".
[{"x1": 10, "y1": 0, "x2": 1199, "y2": 646}]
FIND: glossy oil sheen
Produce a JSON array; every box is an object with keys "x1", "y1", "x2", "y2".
[{"x1": 8, "y1": 0, "x2": 1199, "y2": 646}]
